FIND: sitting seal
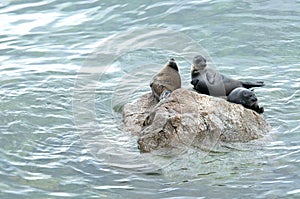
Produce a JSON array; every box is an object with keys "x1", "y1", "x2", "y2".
[
  {"x1": 227, "y1": 87, "x2": 264, "y2": 114},
  {"x1": 191, "y1": 55, "x2": 265, "y2": 96},
  {"x1": 150, "y1": 58, "x2": 181, "y2": 101}
]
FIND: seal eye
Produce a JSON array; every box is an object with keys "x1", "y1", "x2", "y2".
[{"x1": 243, "y1": 91, "x2": 248, "y2": 97}]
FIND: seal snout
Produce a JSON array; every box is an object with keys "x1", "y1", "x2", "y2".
[
  {"x1": 168, "y1": 58, "x2": 178, "y2": 71},
  {"x1": 247, "y1": 93, "x2": 258, "y2": 107},
  {"x1": 249, "y1": 93, "x2": 257, "y2": 102},
  {"x1": 250, "y1": 97, "x2": 257, "y2": 103}
]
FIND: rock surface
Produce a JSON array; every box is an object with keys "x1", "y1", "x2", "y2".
[{"x1": 123, "y1": 88, "x2": 271, "y2": 152}]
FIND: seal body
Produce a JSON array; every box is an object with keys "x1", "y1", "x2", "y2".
[
  {"x1": 227, "y1": 87, "x2": 264, "y2": 113},
  {"x1": 191, "y1": 55, "x2": 265, "y2": 96},
  {"x1": 150, "y1": 58, "x2": 181, "y2": 101}
]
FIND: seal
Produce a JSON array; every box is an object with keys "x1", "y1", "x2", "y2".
[
  {"x1": 227, "y1": 87, "x2": 264, "y2": 113},
  {"x1": 191, "y1": 55, "x2": 265, "y2": 96},
  {"x1": 150, "y1": 58, "x2": 181, "y2": 101}
]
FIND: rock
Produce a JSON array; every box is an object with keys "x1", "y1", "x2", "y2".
[{"x1": 123, "y1": 88, "x2": 271, "y2": 153}]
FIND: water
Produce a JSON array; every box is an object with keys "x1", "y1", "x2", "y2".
[{"x1": 1, "y1": 0, "x2": 299, "y2": 198}]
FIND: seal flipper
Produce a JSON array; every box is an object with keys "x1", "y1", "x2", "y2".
[
  {"x1": 241, "y1": 81, "x2": 265, "y2": 89},
  {"x1": 191, "y1": 79, "x2": 199, "y2": 87},
  {"x1": 253, "y1": 105, "x2": 264, "y2": 114},
  {"x1": 159, "y1": 89, "x2": 172, "y2": 101}
]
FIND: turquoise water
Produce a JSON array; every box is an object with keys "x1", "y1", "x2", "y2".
[{"x1": 1, "y1": 0, "x2": 300, "y2": 198}]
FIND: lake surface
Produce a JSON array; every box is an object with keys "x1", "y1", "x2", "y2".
[{"x1": 1, "y1": 0, "x2": 300, "y2": 198}]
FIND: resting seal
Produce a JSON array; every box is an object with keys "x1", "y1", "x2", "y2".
[
  {"x1": 191, "y1": 55, "x2": 265, "y2": 96},
  {"x1": 150, "y1": 58, "x2": 181, "y2": 101},
  {"x1": 227, "y1": 87, "x2": 264, "y2": 114}
]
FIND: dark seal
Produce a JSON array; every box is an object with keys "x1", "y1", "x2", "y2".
[
  {"x1": 150, "y1": 58, "x2": 181, "y2": 101},
  {"x1": 191, "y1": 55, "x2": 265, "y2": 96},
  {"x1": 227, "y1": 87, "x2": 264, "y2": 114}
]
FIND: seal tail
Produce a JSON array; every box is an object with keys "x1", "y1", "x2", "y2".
[{"x1": 241, "y1": 81, "x2": 265, "y2": 88}]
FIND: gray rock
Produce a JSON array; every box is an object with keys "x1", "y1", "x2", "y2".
[{"x1": 123, "y1": 88, "x2": 271, "y2": 152}]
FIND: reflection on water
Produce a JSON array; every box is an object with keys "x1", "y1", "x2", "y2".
[{"x1": 0, "y1": 0, "x2": 299, "y2": 198}]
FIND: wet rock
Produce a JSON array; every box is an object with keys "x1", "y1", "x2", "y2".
[{"x1": 123, "y1": 88, "x2": 271, "y2": 152}]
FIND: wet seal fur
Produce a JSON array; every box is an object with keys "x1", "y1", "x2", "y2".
[
  {"x1": 191, "y1": 55, "x2": 265, "y2": 96},
  {"x1": 150, "y1": 58, "x2": 181, "y2": 101},
  {"x1": 227, "y1": 87, "x2": 264, "y2": 114}
]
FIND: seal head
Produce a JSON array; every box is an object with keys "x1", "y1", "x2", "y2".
[
  {"x1": 150, "y1": 58, "x2": 181, "y2": 102},
  {"x1": 168, "y1": 58, "x2": 178, "y2": 71},
  {"x1": 227, "y1": 87, "x2": 264, "y2": 114},
  {"x1": 192, "y1": 55, "x2": 207, "y2": 70}
]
